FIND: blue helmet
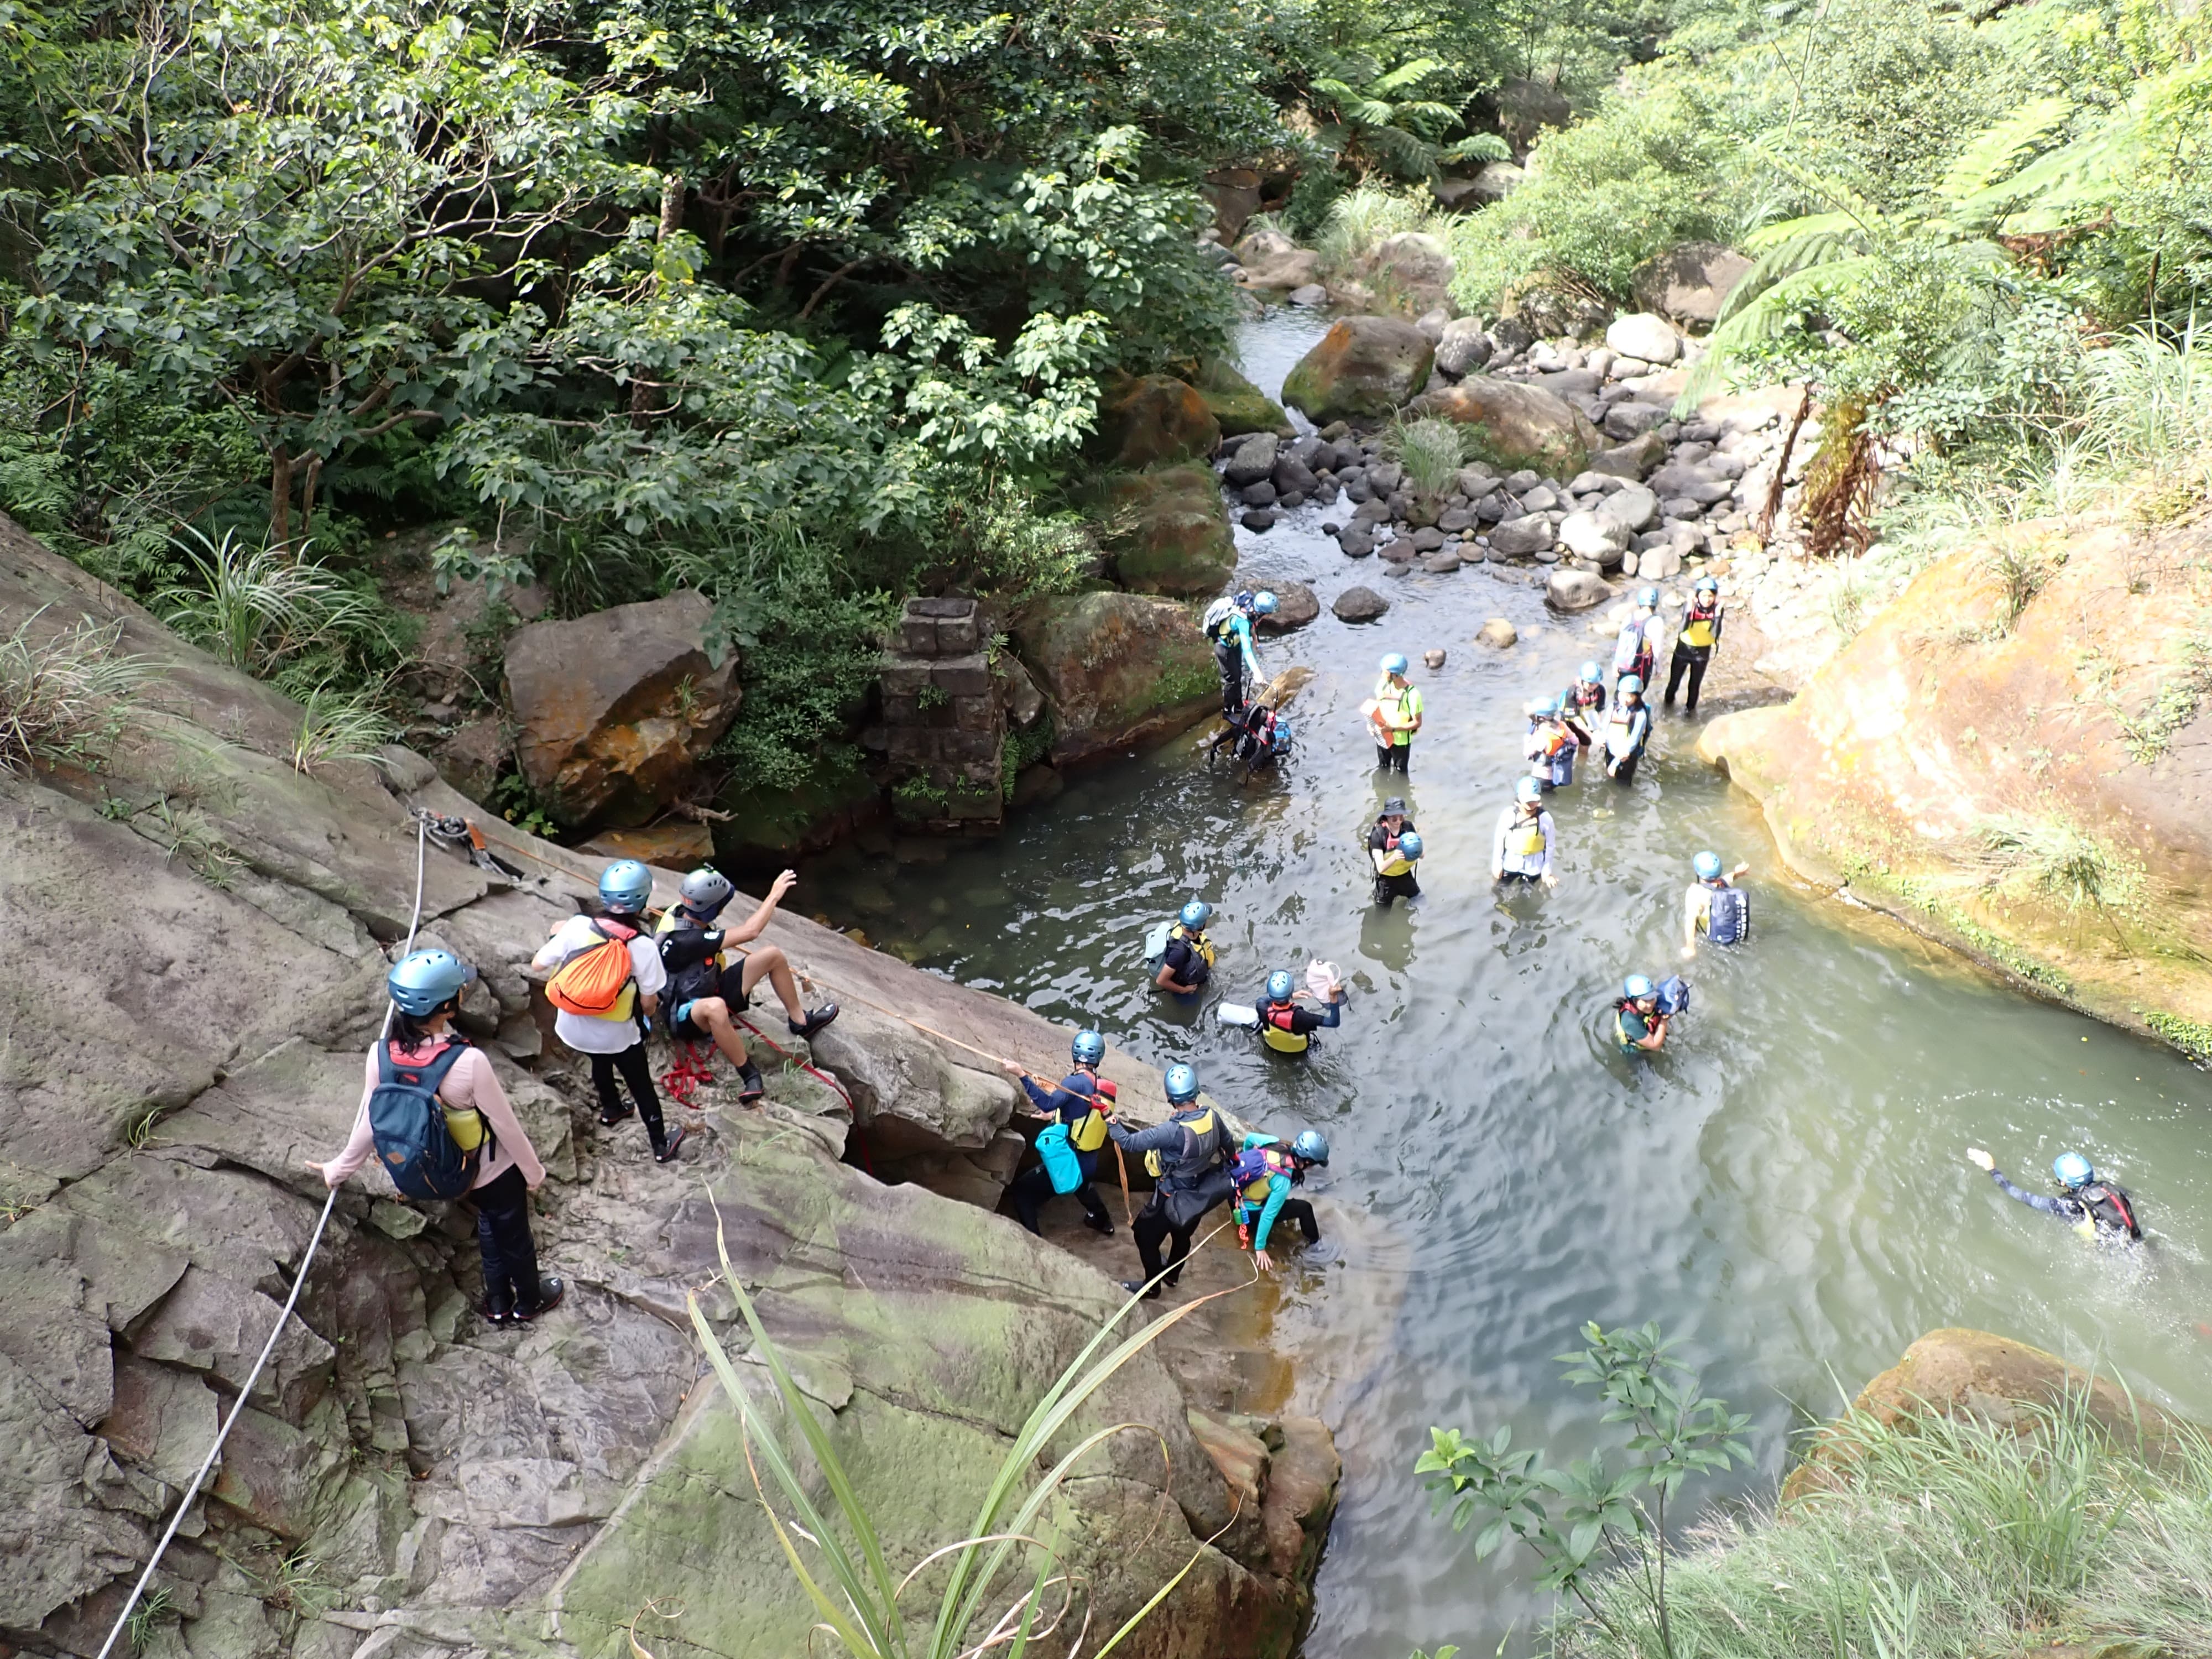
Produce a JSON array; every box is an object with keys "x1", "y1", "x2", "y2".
[
  {"x1": 598, "y1": 859, "x2": 653, "y2": 914},
  {"x1": 1266, "y1": 969, "x2": 1297, "y2": 1003},
  {"x1": 1251, "y1": 590, "x2": 1279, "y2": 615},
  {"x1": 1579, "y1": 659, "x2": 1601, "y2": 683},
  {"x1": 1624, "y1": 974, "x2": 1656, "y2": 1001},
  {"x1": 388, "y1": 948, "x2": 476, "y2": 1016},
  {"x1": 1396, "y1": 831, "x2": 1423, "y2": 859},
  {"x1": 1618, "y1": 673, "x2": 1644, "y2": 696},
  {"x1": 1291, "y1": 1129, "x2": 1331, "y2": 1166},
  {"x1": 1515, "y1": 776, "x2": 1543, "y2": 804},
  {"x1": 1693, "y1": 850, "x2": 1723, "y2": 882},
  {"x1": 1637, "y1": 586, "x2": 1660, "y2": 609},
  {"x1": 1695, "y1": 576, "x2": 1719, "y2": 594},
  {"x1": 1526, "y1": 696, "x2": 1554, "y2": 718},
  {"x1": 2054, "y1": 1152, "x2": 2094, "y2": 1189},
  {"x1": 1164, "y1": 1063, "x2": 1200, "y2": 1104},
  {"x1": 1380, "y1": 653, "x2": 1409, "y2": 676},
  {"x1": 1178, "y1": 899, "x2": 1212, "y2": 931},
  {"x1": 1072, "y1": 1029, "x2": 1107, "y2": 1067}
]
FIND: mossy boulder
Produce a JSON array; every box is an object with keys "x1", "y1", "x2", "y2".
[
  {"x1": 1196, "y1": 357, "x2": 1295, "y2": 439},
  {"x1": 1410, "y1": 375, "x2": 1603, "y2": 476},
  {"x1": 1094, "y1": 372, "x2": 1223, "y2": 469},
  {"x1": 1013, "y1": 591, "x2": 1220, "y2": 766},
  {"x1": 712, "y1": 763, "x2": 884, "y2": 869},
  {"x1": 1099, "y1": 462, "x2": 1238, "y2": 597},
  {"x1": 1281, "y1": 316, "x2": 1436, "y2": 424}
]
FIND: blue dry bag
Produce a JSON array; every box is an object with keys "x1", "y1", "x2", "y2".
[{"x1": 1036, "y1": 1123, "x2": 1082, "y2": 1194}]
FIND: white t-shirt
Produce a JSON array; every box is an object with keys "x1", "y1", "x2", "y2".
[{"x1": 532, "y1": 915, "x2": 667, "y2": 1054}]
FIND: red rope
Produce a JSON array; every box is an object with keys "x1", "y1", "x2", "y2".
[{"x1": 660, "y1": 1040, "x2": 719, "y2": 1108}]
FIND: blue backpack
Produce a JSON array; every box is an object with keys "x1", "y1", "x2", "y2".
[
  {"x1": 1036, "y1": 1123, "x2": 1082, "y2": 1194},
  {"x1": 369, "y1": 1041, "x2": 481, "y2": 1200}
]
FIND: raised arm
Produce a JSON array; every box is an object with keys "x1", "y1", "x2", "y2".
[{"x1": 723, "y1": 870, "x2": 800, "y2": 946}]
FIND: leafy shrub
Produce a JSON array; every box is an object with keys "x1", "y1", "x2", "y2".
[{"x1": 1314, "y1": 184, "x2": 1448, "y2": 272}]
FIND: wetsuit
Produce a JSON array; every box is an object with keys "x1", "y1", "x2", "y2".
[
  {"x1": 1666, "y1": 597, "x2": 1724, "y2": 713},
  {"x1": 1159, "y1": 928, "x2": 1213, "y2": 997},
  {"x1": 1982, "y1": 1165, "x2": 2142, "y2": 1240},
  {"x1": 1368, "y1": 816, "x2": 1420, "y2": 905},
  {"x1": 1232, "y1": 1135, "x2": 1321, "y2": 1254},
  {"x1": 1113, "y1": 1102, "x2": 1235, "y2": 1295},
  {"x1": 1007, "y1": 1071, "x2": 1112, "y2": 1234}
]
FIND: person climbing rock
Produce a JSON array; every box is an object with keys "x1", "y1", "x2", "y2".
[
  {"x1": 310, "y1": 950, "x2": 562, "y2": 1325},
  {"x1": 1154, "y1": 899, "x2": 1217, "y2": 999},
  {"x1": 1603, "y1": 674, "x2": 1652, "y2": 785},
  {"x1": 1254, "y1": 968, "x2": 1346, "y2": 1055},
  {"x1": 1613, "y1": 587, "x2": 1661, "y2": 691},
  {"x1": 1202, "y1": 589, "x2": 1276, "y2": 717},
  {"x1": 1491, "y1": 777, "x2": 1556, "y2": 888},
  {"x1": 1966, "y1": 1148, "x2": 2143, "y2": 1241},
  {"x1": 1230, "y1": 1129, "x2": 1330, "y2": 1272},
  {"x1": 1681, "y1": 851, "x2": 1752, "y2": 958},
  {"x1": 1370, "y1": 653, "x2": 1423, "y2": 773},
  {"x1": 1112, "y1": 1064, "x2": 1236, "y2": 1299},
  {"x1": 532, "y1": 859, "x2": 685, "y2": 1165},
  {"x1": 1369, "y1": 799, "x2": 1422, "y2": 906},
  {"x1": 1562, "y1": 660, "x2": 1607, "y2": 745},
  {"x1": 1524, "y1": 694, "x2": 1577, "y2": 790},
  {"x1": 1666, "y1": 576, "x2": 1726, "y2": 714},
  {"x1": 656, "y1": 864, "x2": 839, "y2": 1104},
  {"x1": 1000, "y1": 1029, "x2": 1117, "y2": 1236}
]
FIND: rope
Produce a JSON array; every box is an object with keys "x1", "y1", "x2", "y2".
[
  {"x1": 95, "y1": 815, "x2": 434, "y2": 1659},
  {"x1": 659, "y1": 1040, "x2": 720, "y2": 1109}
]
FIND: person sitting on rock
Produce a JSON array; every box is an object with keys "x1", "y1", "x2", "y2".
[
  {"x1": 1665, "y1": 576, "x2": 1726, "y2": 715},
  {"x1": 1369, "y1": 799, "x2": 1421, "y2": 906},
  {"x1": 1201, "y1": 589, "x2": 1276, "y2": 716},
  {"x1": 1603, "y1": 674, "x2": 1652, "y2": 784},
  {"x1": 1966, "y1": 1148, "x2": 2142, "y2": 1242},
  {"x1": 1561, "y1": 660, "x2": 1607, "y2": 745},
  {"x1": 1524, "y1": 695, "x2": 1577, "y2": 790},
  {"x1": 311, "y1": 950, "x2": 562, "y2": 1326},
  {"x1": 1001, "y1": 1029, "x2": 1118, "y2": 1237},
  {"x1": 656, "y1": 865, "x2": 838, "y2": 1105},
  {"x1": 1681, "y1": 851, "x2": 1751, "y2": 958},
  {"x1": 1491, "y1": 778, "x2": 1556, "y2": 888}
]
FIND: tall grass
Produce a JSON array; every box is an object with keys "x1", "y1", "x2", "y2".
[
  {"x1": 290, "y1": 682, "x2": 394, "y2": 774},
  {"x1": 156, "y1": 528, "x2": 392, "y2": 678},
  {"x1": 1386, "y1": 417, "x2": 1470, "y2": 499},
  {"x1": 1974, "y1": 814, "x2": 2141, "y2": 910},
  {"x1": 0, "y1": 610, "x2": 145, "y2": 775},
  {"x1": 1316, "y1": 185, "x2": 1443, "y2": 270},
  {"x1": 1568, "y1": 1392, "x2": 2212, "y2": 1659}
]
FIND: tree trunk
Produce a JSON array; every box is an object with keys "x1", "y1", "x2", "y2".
[
  {"x1": 300, "y1": 454, "x2": 322, "y2": 546},
  {"x1": 270, "y1": 447, "x2": 293, "y2": 549},
  {"x1": 630, "y1": 175, "x2": 687, "y2": 429}
]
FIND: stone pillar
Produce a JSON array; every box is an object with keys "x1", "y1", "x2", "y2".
[{"x1": 879, "y1": 597, "x2": 1005, "y2": 833}]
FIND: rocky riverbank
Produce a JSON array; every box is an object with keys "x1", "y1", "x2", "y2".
[{"x1": 0, "y1": 513, "x2": 1339, "y2": 1659}]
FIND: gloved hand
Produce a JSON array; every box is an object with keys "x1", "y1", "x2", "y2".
[{"x1": 1966, "y1": 1147, "x2": 1995, "y2": 1171}]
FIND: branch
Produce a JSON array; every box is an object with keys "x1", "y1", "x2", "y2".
[{"x1": 797, "y1": 257, "x2": 868, "y2": 320}]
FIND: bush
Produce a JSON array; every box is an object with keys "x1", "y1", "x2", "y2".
[{"x1": 0, "y1": 613, "x2": 145, "y2": 776}]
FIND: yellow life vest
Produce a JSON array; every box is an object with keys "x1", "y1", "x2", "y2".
[
  {"x1": 1681, "y1": 602, "x2": 1720, "y2": 649},
  {"x1": 1070, "y1": 1101, "x2": 1110, "y2": 1152},
  {"x1": 1509, "y1": 816, "x2": 1547, "y2": 859},
  {"x1": 1167, "y1": 924, "x2": 1217, "y2": 968},
  {"x1": 1260, "y1": 1001, "x2": 1309, "y2": 1053},
  {"x1": 1380, "y1": 849, "x2": 1414, "y2": 877}
]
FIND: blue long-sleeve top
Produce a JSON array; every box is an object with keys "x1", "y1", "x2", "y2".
[
  {"x1": 1020, "y1": 1071, "x2": 1097, "y2": 1127},
  {"x1": 1235, "y1": 1132, "x2": 1296, "y2": 1250},
  {"x1": 1985, "y1": 1164, "x2": 2085, "y2": 1221},
  {"x1": 1219, "y1": 611, "x2": 1260, "y2": 673}
]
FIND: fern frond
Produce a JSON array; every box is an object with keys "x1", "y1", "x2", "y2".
[
  {"x1": 1934, "y1": 95, "x2": 2074, "y2": 206},
  {"x1": 1743, "y1": 211, "x2": 1864, "y2": 255},
  {"x1": 1340, "y1": 96, "x2": 1402, "y2": 128},
  {"x1": 1679, "y1": 258, "x2": 1874, "y2": 407},
  {"x1": 1717, "y1": 220, "x2": 1871, "y2": 325},
  {"x1": 1369, "y1": 57, "x2": 1447, "y2": 96},
  {"x1": 1361, "y1": 122, "x2": 1443, "y2": 178},
  {"x1": 1440, "y1": 133, "x2": 1512, "y2": 164}
]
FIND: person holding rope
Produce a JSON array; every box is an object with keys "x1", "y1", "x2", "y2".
[
  {"x1": 656, "y1": 865, "x2": 839, "y2": 1105},
  {"x1": 1110, "y1": 1064, "x2": 1237, "y2": 1301},
  {"x1": 310, "y1": 950, "x2": 563, "y2": 1325},
  {"x1": 1000, "y1": 1029, "x2": 1119, "y2": 1237}
]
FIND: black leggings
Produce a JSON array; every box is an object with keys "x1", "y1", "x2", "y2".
[
  {"x1": 1374, "y1": 743, "x2": 1410, "y2": 773},
  {"x1": 1008, "y1": 1157, "x2": 1110, "y2": 1233},
  {"x1": 1374, "y1": 871, "x2": 1421, "y2": 906},
  {"x1": 1250, "y1": 1197, "x2": 1321, "y2": 1250},
  {"x1": 470, "y1": 1165, "x2": 542, "y2": 1316},
  {"x1": 1215, "y1": 640, "x2": 1245, "y2": 716},
  {"x1": 1665, "y1": 644, "x2": 1711, "y2": 712},
  {"x1": 591, "y1": 1045, "x2": 669, "y2": 1149}
]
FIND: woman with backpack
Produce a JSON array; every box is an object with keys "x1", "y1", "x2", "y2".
[{"x1": 309, "y1": 950, "x2": 563, "y2": 1326}]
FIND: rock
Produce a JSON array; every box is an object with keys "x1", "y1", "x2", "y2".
[
  {"x1": 1496, "y1": 77, "x2": 1571, "y2": 145},
  {"x1": 1281, "y1": 316, "x2": 1437, "y2": 424},
  {"x1": 1568, "y1": 469, "x2": 1626, "y2": 497},
  {"x1": 1093, "y1": 373, "x2": 1221, "y2": 469},
  {"x1": 1287, "y1": 283, "x2": 1328, "y2": 306},
  {"x1": 1337, "y1": 525, "x2": 1377, "y2": 557},
  {"x1": 1012, "y1": 592, "x2": 1220, "y2": 765},
  {"x1": 1420, "y1": 551, "x2": 1463, "y2": 572},
  {"x1": 1598, "y1": 483, "x2": 1660, "y2": 535},
  {"x1": 1631, "y1": 242, "x2": 1755, "y2": 331},
  {"x1": 1193, "y1": 358, "x2": 1294, "y2": 439},
  {"x1": 1547, "y1": 568, "x2": 1612, "y2": 611},
  {"x1": 1332, "y1": 586, "x2": 1389, "y2": 622},
  {"x1": 1430, "y1": 174, "x2": 1483, "y2": 209},
  {"x1": 431, "y1": 716, "x2": 508, "y2": 803},
  {"x1": 1557, "y1": 510, "x2": 1627, "y2": 561},
  {"x1": 1411, "y1": 526, "x2": 1447, "y2": 553},
  {"x1": 1230, "y1": 229, "x2": 1322, "y2": 291},
  {"x1": 1415, "y1": 306, "x2": 1453, "y2": 342},
  {"x1": 1602, "y1": 401, "x2": 1670, "y2": 441},
  {"x1": 1650, "y1": 461, "x2": 1737, "y2": 505},
  {"x1": 1201, "y1": 166, "x2": 1263, "y2": 240},
  {"x1": 1424, "y1": 649, "x2": 1448, "y2": 667},
  {"x1": 1592, "y1": 430, "x2": 1668, "y2": 479},
  {"x1": 1364, "y1": 233, "x2": 1455, "y2": 310},
  {"x1": 1271, "y1": 454, "x2": 1318, "y2": 498},
  {"x1": 1487, "y1": 513, "x2": 1556, "y2": 557},
  {"x1": 998, "y1": 654, "x2": 1046, "y2": 727},
  {"x1": 1469, "y1": 160, "x2": 1526, "y2": 204},
  {"x1": 1378, "y1": 536, "x2": 1418, "y2": 563},
  {"x1": 505, "y1": 589, "x2": 741, "y2": 831},
  {"x1": 1605, "y1": 313, "x2": 1682, "y2": 364},
  {"x1": 1410, "y1": 377, "x2": 1603, "y2": 476},
  {"x1": 1370, "y1": 461, "x2": 1405, "y2": 495},
  {"x1": 1638, "y1": 544, "x2": 1683, "y2": 580},
  {"x1": 1100, "y1": 463, "x2": 1237, "y2": 597},
  {"x1": 581, "y1": 821, "x2": 715, "y2": 866},
  {"x1": 1241, "y1": 480, "x2": 1278, "y2": 508},
  {"x1": 1500, "y1": 277, "x2": 1609, "y2": 341},
  {"x1": 1477, "y1": 618, "x2": 1518, "y2": 648},
  {"x1": 1255, "y1": 580, "x2": 1320, "y2": 633},
  {"x1": 1433, "y1": 318, "x2": 1493, "y2": 379},
  {"x1": 1241, "y1": 509, "x2": 1278, "y2": 531},
  {"x1": 1519, "y1": 484, "x2": 1559, "y2": 513},
  {"x1": 1221, "y1": 432, "x2": 1281, "y2": 487}
]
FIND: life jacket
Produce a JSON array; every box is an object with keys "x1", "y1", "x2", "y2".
[
  {"x1": 1507, "y1": 811, "x2": 1547, "y2": 861},
  {"x1": 1376, "y1": 824, "x2": 1416, "y2": 878},
  {"x1": 1530, "y1": 720, "x2": 1571, "y2": 760},
  {"x1": 1701, "y1": 885, "x2": 1749, "y2": 945},
  {"x1": 1568, "y1": 682, "x2": 1605, "y2": 714},
  {"x1": 547, "y1": 917, "x2": 643, "y2": 1020},
  {"x1": 1166, "y1": 923, "x2": 1218, "y2": 971},
  {"x1": 368, "y1": 1039, "x2": 484, "y2": 1200},
  {"x1": 1681, "y1": 599, "x2": 1721, "y2": 650},
  {"x1": 1373, "y1": 681, "x2": 1421, "y2": 745},
  {"x1": 1202, "y1": 597, "x2": 1243, "y2": 642},
  {"x1": 1144, "y1": 1101, "x2": 1228, "y2": 1185},
  {"x1": 1057, "y1": 1072, "x2": 1112, "y2": 1152},
  {"x1": 1234, "y1": 705, "x2": 1283, "y2": 764},
  {"x1": 2078, "y1": 1182, "x2": 2141, "y2": 1240},
  {"x1": 1605, "y1": 703, "x2": 1647, "y2": 760},
  {"x1": 656, "y1": 915, "x2": 725, "y2": 1010},
  {"x1": 1613, "y1": 1001, "x2": 1652, "y2": 1053},
  {"x1": 1231, "y1": 1141, "x2": 1296, "y2": 1209},
  {"x1": 1261, "y1": 1000, "x2": 1309, "y2": 1053}
]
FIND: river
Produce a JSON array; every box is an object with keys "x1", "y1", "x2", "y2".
[{"x1": 797, "y1": 309, "x2": 2212, "y2": 1658}]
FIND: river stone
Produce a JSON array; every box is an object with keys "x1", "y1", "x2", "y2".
[
  {"x1": 1092, "y1": 373, "x2": 1221, "y2": 469},
  {"x1": 1478, "y1": 618, "x2": 1518, "y2": 648},
  {"x1": 1631, "y1": 242, "x2": 1754, "y2": 331},
  {"x1": 1420, "y1": 550, "x2": 1464, "y2": 572},
  {"x1": 1281, "y1": 316, "x2": 1437, "y2": 423},
  {"x1": 1425, "y1": 649, "x2": 1449, "y2": 667},
  {"x1": 1241, "y1": 480, "x2": 1278, "y2": 507},
  {"x1": 1338, "y1": 525, "x2": 1377, "y2": 557},
  {"x1": 505, "y1": 589, "x2": 741, "y2": 831},
  {"x1": 1272, "y1": 453, "x2": 1319, "y2": 498},
  {"x1": 1255, "y1": 580, "x2": 1320, "y2": 633},
  {"x1": 1100, "y1": 463, "x2": 1237, "y2": 598},
  {"x1": 1333, "y1": 585, "x2": 1390, "y2": 622},
  {"x1": 1650, "y1": 461, "x2": 1736, "y2": 505},
  {"x1": 1241, "y1": 509, "x2": 1278, "y2": 531},
  {"x1": 1379, "y1": 536, "x2": 1418, "y2": 563},
  {"x1": 1012, "y1": 591, "x2": 1219, "y2": 764},
  {"x1": 1558, "y1": 510, "x2": 1629, "y2": 561},
  {"x1": 1409, "y1": 377, "x2": 1602, "y2": 476},
  {"x1": 1547, "y1": 568, "x2": 1613, "y2": 611},
  {"x1": 1599, "y1": 483, "x2": 1660, "y2": 535},
  {"x1": 1602, "y1": 401, "x2": 1670, "y2": 441},
  {"x1": 1434, "y1": 318, "x2": 1493, "y2": 378},
  {"x1": 1605, "y1": 314, "x2": 1681, "y2": 363},
  {"x1": 1412, "y1": 527, "x2": 1447, "y2": 553},
  {"x1": 1519, "y1": 484, "x2": 1559, "y2": 514},
  {"x1": 1592, "y1": 431, "x2": 1668, "y2": 479},
  {"x1": 1287, "y1": 283, "x2": 1328, "y2": 306},
  {"x1": 1193, "y1": 357, "x2": 1293, "y2": 439},
  {"x1": 1488, "y1": 513, "x2": 1556, "y2": 557},
  {"x1": 1221, "y1": 432, "x2": 1279, "y2": 487}
]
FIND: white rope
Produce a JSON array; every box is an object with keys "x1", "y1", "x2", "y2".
[{"x1": 96, "y1": 814, "x2": 432, "y2": 1659}]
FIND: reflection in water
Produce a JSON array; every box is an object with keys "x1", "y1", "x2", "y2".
[{"x1": 799, "y1": 307, "x2": 2212, "y2": 1658}]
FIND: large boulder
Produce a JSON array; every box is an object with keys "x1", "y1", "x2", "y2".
[
  {"x1": 1546, "y1": 568, "x2": 1611, "y2": 611},
  {"x1": 1332, "y1": 586, "x2": 1389, "y2": 622},
  {"x1": 1099, "y1": 463, "x2": 1238, "y2": 598},
  {"x1": 1201, "y1": 166, "x2": 1264, "y2": 241},
  {"x1": 1433, "y1": 318, "x2": 1494, "y2": 379},
  {"x1": 504, "y1": 590, "x2": 740, "y2": 831},
  {"x1": 1281, "y1": 317, "x2": 1436, "y2": 424},
  {"x1": 1364, "y1": 231, "x2": 1455, "y2": 311},
  {"x1": 1230, "y1": 228, "x2": 1322, "y2": 291},
  {"x1": 1495, "y1": 77, "x2": 1571, "y2": 146},
  {"x1": 1409, "y1": 376, "x2": 1603, "y2": 476},
  {"x1": 1604, "y1": 312, "x2": 1682, "y2": 365},
  {"x1": 1255, "y1": 580, "x2": 1321, "y2": 633},
  {"x1": 1013, "y1": 592, "x2": 1221, "y2": 765},
  {"x1": 1632, "y1": 241, "x2": 1755, "y2": 331},
  {"x1": 1195, "y1": 357, "x2": 1295, "y2": 439},
  {"x1": 1470, "y1": 160, "x2": 1526, "y2": 204},
  {"x1": 1094, "y1": 373, "x2": 1222, "y2": 469}
]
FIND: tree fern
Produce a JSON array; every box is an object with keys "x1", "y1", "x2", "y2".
[{"x1": 1932, "y1": 95, "x2": 2074, "y2": 208}]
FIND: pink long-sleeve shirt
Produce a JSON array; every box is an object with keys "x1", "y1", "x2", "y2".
[{"x1": 322, "y1": 1040, "x2": 546, "y2": 1193}]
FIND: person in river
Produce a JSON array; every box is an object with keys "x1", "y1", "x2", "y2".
[
  {"x1": 1966, "y1": 1148, "x2": 2143, "y2": 1241},
  {"x1": 1370, "y1": 653, "x2": 1423, "y2": 774},
  {"x1": 1202, "y1": 589, "x2": 1276, "y2": 717},
  {"x1": 1615, "y1": 974, "x2": 1671, "y2": 1056},
  {"x1": 1525, "y1": 694, "x2": 1577, "y2": 790},
  {"x1": 656, "y1": 865, "x2": 838, "y2": 1103},
  {"x1": 1155, "y1": 899, "x2": 1217, "y2": 999},
  {"x1": 1112, "y1": 1064, "x2": 1237, "y2": 1300},
  {"x1": 1000, "y1": 1030, "x2": 1117, "y2": 1237},
  {"x1": 1666, "y1": 576, "x2": 1726, "y2": 714},
  {"x1": 310, "y1": 950, "x2": 563, "y2": 1325},
  {"x1": 532, "y1": 860, "x2": 685, "y2": 1165},
  {"x1": 1230, "y1": 1129, "x2": 1330, "y2": 1272},
  {"x1": 1561, "y1": 660, "x2": 1606, "y2": 746},
  {"x1": 1368, "y1": 799, "x2": 1421, "y2": 906},
  {"x1": 1613, "y1": 587, "x2": 1661, "y2": 691},
  {"x1": 1254, "y1": 968, "x2": 1347, "y2": 1055},
  {"x1": 1603, "y1": 674, "x2": 1652, "y2": 784},
  {"x1": 1491, "y1": 777, "x2": 1556, "y2": 888},
  {"x1": 1681, "y1": 851, "x2": 1752, "y2": 957}
]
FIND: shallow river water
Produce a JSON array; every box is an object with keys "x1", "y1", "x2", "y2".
[{"x1": 800, "y1": 310, "x2": 2212, "y2": 1658}]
